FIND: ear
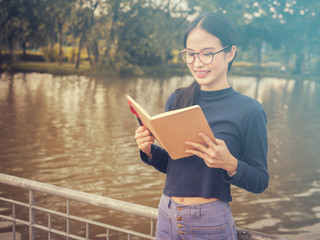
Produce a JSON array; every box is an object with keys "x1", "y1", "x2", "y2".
[{"x1": 226, "y1": 45, "x2": 237, "y2": 63}]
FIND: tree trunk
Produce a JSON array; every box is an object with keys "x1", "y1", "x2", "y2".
[
  {"x1": 89, "y1": 5, "x2": 99, "y2": 66},
  {"x1": 58, "y1": 21, "x2": 63, "y2": 65},
  {"x1": 22, "y1": 41, "x2": 27, "y2": 61},
  {"x1": 92, "y1": 40, "x2": 99, "y2": 65},
  {"x1": 8, "y1": 35, "x2": 14, "y2": 64},
  {"x1": 103, "y1": 2, "x2": 120, "y2": 65},
  {"x1": 75, "y1": 33, "x2": 85, "y2": 69},
  {"x1": 256, "y1": 39, "x2": 262, "y2": 69},
  {"x1": 284, "y1": 45, "x2": 291, "y2": 74},
  {"x1": 50, "y1": 27, "x2": 55, "y2": 62},
  {"x1": 70, "y1": 36, "x2": 76, "y2": 63},
  {"x1": 294, "y1": 52, "x2": 305, "y2": 75},
  {"x1": 86, "y1": 45, "x2": 92, "y2": 66}
]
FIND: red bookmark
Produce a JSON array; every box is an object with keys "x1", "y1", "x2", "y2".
[{"x1": 128, "y1": 101, "x2": 143, "y2": 126}]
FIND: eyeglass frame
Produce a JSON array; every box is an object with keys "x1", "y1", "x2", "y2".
[{"x1": 179, "y1": 45, "x2": 231, "y2": 65}]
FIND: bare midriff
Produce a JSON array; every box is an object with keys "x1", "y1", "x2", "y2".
[{"x1": 171, "y1": 196, "x2": 218, "y2": 205}]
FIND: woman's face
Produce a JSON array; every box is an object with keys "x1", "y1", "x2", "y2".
[{"x1": 185, "y1": 27, "x2": 236, "y2": 91}]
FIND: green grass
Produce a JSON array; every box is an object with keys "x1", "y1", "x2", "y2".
[
  {"x1": 1, "y1": 61, "x2": 319, "y2": 81},
  {"x1": 10, "y1": 61, "x2": 92, "y2": 76}
]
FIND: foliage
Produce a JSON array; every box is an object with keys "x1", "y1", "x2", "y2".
[
  {"x1": 40, "y1": 45, "x2": 60, "y2": 62},
  {"x1": 0, "y1": 0, "x2": 319, "y2": 76}
]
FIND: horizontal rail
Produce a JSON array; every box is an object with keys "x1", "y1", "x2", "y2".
[
  {"x1": 0, "y1": 197, "x2": 155, "y2": 239},
  {"x1": 0, "y1": 173, "x2": 290, "y2": 240},
  {"x1": 0, "y1": 173, "x2": 157, "y2": 219},
  {"x1": 0, "y1": 173, "x2": 157, "y2": 239}
]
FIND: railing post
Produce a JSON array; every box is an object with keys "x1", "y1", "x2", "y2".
[
  {"x1": 29, "y1": 190, "x2": 35, "y2": 240},
  {"x1": 13, "y1": 203, "x2": 16, "y2": 240},
  {"x1": 106, "y1": 228, "x2": 110, "y2": 240},
  {"x1": 67, "y1": 199, "x2": 70, "y2": 240},
  {"x1": 48, "y1": 213, "x2": 51, "y2": 240},
  {"x1": 86, "y1": 223, "x2": 89, "y2": 239},
  {"x1": 150, "y1": 219, "x2": 155, "y2": 237}
]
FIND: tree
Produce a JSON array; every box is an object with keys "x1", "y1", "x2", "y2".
[
  {"x1": 44, "y1": 0, "x2": 74, "y2": 65},
  {"x1": 97, "y1": 0, "x2": 187, "y2": 72},
  {"x1": 0, "y1": 0, "x2": 29, "y2": 62},
  {"x1": 268, "y1": 0, "x2": 320, "y2": 74},
  {"x1": 1, "y1": 0, "x2": 318, "y2": 75},
  {"x1": 72, "y1": 6, "x2": 91, "y2": 69}
]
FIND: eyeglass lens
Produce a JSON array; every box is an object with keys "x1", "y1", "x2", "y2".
[
  {"x1": 181, "y1": 51, "x2": 213, "y2": 64},
  {"x1": 180, "y1": 46, "x2": 230, "y2": 64}
]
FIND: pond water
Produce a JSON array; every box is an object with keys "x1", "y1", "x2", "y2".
[{"x1": 0, "y1": 72, "x2": 320, "y2": 239}]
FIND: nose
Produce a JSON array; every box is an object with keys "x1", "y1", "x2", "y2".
[{"x1": 193, "y1": 54, "x2": 204, "y2": 67}]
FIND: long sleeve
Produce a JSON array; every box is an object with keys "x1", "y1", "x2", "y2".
[
  {"x1": 139, "y1": 93, "x2": 176, "y2": 174},
  {"x1": 224, "y1": 108, "x2": 269, "y2": 193},
  {"x1": 140, "y1": 144, "x2": 170, "y2": 174}
]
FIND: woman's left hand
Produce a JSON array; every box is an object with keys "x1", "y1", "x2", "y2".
[{"x1": 185, "y1": 132, "x2": 238, "y2": 175}]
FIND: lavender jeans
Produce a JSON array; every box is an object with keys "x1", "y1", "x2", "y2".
[{"x1": 156, "y1": 194, "x2": 237, "y2": 240}]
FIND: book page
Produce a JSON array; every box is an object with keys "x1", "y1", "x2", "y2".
[
  {"x1": 151, "y1": 105, "x2": 200, "y2": 120},
  {"x1": 126, "y1": 95, "x2": 166, "y2": 148}
]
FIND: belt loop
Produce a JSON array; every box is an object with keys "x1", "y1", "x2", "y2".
[
  {"x1": 190, "y1": 208, "x2": 201, "y2": 218},
  {"x1": 168, "y1": 197, "x2": 171, "y2": 209}
]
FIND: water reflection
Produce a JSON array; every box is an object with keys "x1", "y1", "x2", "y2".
[{"x1": 0, "y1": 73, "x2": 320, "y2": 239}]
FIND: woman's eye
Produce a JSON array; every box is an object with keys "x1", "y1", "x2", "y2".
[
  {"x1": 203, "y1": 52, "x2": 213, "y2": 56},
  {"x1": 187, "y1": 52, "x2": 194, "y2": 57}
]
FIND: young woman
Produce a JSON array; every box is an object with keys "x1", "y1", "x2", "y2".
[{"x1": 135, "y1": 12, "x2": 268, "y2": 240}]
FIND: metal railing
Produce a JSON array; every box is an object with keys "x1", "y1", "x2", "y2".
[
  {"x1": 0, "y1": 173, "x2": 157, "y2": 240},
  {"x1": 0, "y1": 173, "x2": 291, "y2": 240}
]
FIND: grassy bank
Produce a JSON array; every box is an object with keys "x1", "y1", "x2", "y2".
[
  {"x1": 1, "y1": 61, "x2": 187, "y2": 78},
  {"x1": 7, "y1": 62, "x2": 92, "y2": 76},
  {"x1": 1, "y1": 61, "x2": 319, "y2": 81}
]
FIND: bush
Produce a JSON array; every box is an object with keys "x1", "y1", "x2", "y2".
[{"x1": 40, "y1": 46, "x2": 59, "y2": 62}]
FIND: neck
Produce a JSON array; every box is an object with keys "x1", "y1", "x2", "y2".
[{"x1": 200, "y1": 79, "x2": 230, "y2": 91}]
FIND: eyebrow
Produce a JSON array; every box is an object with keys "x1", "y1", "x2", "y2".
[{"x1": 185, "y1": 47, "x2": 216, "y2": 51}]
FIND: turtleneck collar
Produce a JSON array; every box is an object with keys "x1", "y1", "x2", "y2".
[{"x1": 199, "y1": 87, "x2": 236, "y2": 101}]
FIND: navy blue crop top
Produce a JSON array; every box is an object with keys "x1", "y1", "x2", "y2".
[{"x1": 140, "y1": 87, "x2": 269, "y2": 201}]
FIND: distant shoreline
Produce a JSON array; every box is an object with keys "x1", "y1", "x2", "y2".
[{"x1": 1, "y1": 61, "x2": 318, "y2": 81}]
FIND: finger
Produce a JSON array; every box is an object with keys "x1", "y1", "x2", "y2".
[
  {"x1": 185, "y1": 149, "x2": 207, "y2": 159},
  {"x1": 135, "y1": 128, "x2": 152, "y2": 140},
  {"x1": 137, "y1": 135, "x2": 154, "y2": 146},
  {"x1": 140, "y1": 141, "x2": 153, "y2": 150},
  {"x1": 140, "y1": 137, "x2": 154, "y2": 149},
  {"x1": 185, "y1": 149, "x2": 215, "y2": 168},
  {"x1": 185, "y1": 141, "x2": 208, "y2": 154},
  {"x1": 199, "y1": 132, "x2": 218, "y2": 148},
  {"x1": 135, "y1": 126, "x2": 148, "y2": 134}
]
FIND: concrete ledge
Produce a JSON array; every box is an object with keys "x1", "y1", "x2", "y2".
[{"x1": 237, "y1": 227, "x2": 291, "y2": 240}]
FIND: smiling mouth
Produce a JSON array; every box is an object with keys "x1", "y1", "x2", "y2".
[
  {"x1": 195, "y1": 70, "x2": 210, "y2": 77},
  {"x1": 197, "y1": 71, "x2": 208, "y2": 74}
]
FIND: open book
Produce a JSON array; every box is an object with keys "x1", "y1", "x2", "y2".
[{"x1": 126, "y1": 95, "x2": 216, "y2": 160}]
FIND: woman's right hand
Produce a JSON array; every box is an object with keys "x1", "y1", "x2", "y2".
[{"x1": 135, "y1": 126, "x2": 154, "y2": 159}]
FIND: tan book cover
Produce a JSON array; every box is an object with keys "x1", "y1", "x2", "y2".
[{"x1": 126, "y1": 95, "x2": 216, "y2": 160}]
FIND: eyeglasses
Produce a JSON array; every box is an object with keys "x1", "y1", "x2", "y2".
[{"x1": 179, "y1": 45, "x2": 231, "y2": 64}]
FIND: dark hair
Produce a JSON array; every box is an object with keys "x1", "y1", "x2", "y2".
[{"x1": 171, "y1": 12, "x2": 237, "y2": 110}]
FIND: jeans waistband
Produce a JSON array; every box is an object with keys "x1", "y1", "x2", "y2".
[{"x1": 161, "y1": 194, "x2": 229, "y2": 211}]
